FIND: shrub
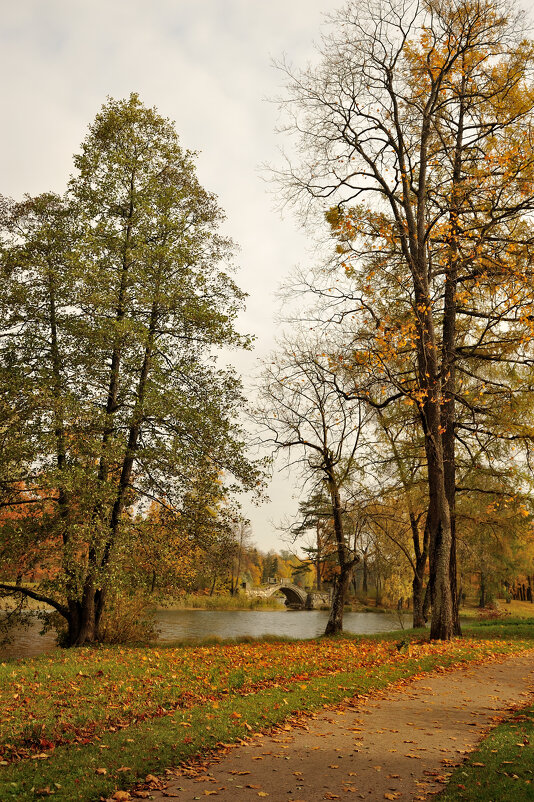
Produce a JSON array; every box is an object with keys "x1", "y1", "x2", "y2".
[{"x1": 97, "y1": 594, "x2": 157, "y2": 644}]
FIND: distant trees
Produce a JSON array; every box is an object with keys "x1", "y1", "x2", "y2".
[
  {"x1": 275, "y1": 0, "x2": 534, "y2": 639},
  {"x1": 0, "y1": 95, "x2": 258, "y2": 645}
]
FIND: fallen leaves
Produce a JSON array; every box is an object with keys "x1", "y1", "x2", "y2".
[{"x1": 0, "y1": 634, "x2": 527, "y2": 765}]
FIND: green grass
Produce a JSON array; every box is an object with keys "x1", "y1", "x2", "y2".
[
  {"x1": 438, "y1": 705, "x2": 534, "y2": 801},
  {"x1": 431, "y1": 617, "x2": 534, "y2": 801},
  {"x1": 463, "y1": 618, "x2": 534, "y2": 641},
  {"x1": 1, "y1": 624, "x2": 534, "y2": 801}
]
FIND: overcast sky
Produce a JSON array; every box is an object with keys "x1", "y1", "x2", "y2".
[
  {"x1": 4, "y1": 0, "x2": 534, "y2": 553},
  {"x1": 1, "y1": 1, "x2": 349, "y2": 551}
]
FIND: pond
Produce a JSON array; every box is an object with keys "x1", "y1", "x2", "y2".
[{"x1": 0, "y1": 608, "x2": 411, "y2": 660}]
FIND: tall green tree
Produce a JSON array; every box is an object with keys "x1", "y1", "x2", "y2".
[{"x1": 0, "y1": 95, "x2": 257, "y2": 645}]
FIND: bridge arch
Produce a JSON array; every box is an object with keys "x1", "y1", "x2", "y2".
[{"x1": 263, "y1": 583, "x2": 307, "y2": 607}]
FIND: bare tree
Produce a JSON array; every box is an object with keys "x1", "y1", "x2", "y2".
[{"x1": 257, "y1": 337, "x2": 369, "y2": 634}]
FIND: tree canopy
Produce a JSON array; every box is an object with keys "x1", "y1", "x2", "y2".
[{"x1": 0, "y1": 94, "x2": 259, "y2": 645}]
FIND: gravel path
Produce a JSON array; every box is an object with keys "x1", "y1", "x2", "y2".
[{"x1": 126, "y1": 650, "x2": 534, "y2": 802}]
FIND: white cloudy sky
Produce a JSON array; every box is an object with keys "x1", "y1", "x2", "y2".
[
  {"x1": 4, "y1": 0, "x2": 534, "y2": 553},
  {"x1": 1, "y1": 0, "x2": 347, "y2": 551}
]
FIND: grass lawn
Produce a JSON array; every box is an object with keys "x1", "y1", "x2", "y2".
[
  {"x1": 459, "y1": 599, "x2": 534, "y2": 620},
  {"x1": 1, "y1": 622, "x2": 533, "y2": 801},
  {"x1": 438, "y1": 703, "x2": 534, "y2": 801}
]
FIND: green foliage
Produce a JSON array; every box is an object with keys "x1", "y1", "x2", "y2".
[{"x1": 0, "y1": 94, "x2": 259, "y2": 644}]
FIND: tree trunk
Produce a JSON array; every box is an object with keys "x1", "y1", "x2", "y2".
[
  {"x1": 323, "y1": 460, "x2": 358, "y2": 635},
  {"x1": 479, "y1": 572, "x2": 486, "y2": 608},
  {"x1": 441, "y1": 86, "x2": 465, "y2": 639},
  {"x1": 412, "y1": 573, "x2": 426, "y2": 629},
  {"x1": 418, "y1": 365, "x2": 453, "y2": 640},
  {"x1": 70, "y1": 595, "x2": 97, "y2": 646},
  {"x1": 409, "y1": 510, "x2": 429, "y2": 629},
  {"x1": 324, "y1": 568, "x2": 351, "y2": 635},
  {"x1": 422, "y1": 581, "x2": 431, "y2": 621},
  {"x1": 407, "y1": 89, "x2": 454, "y2": 641},
  {"x1": 92, "y1": 297, "x2": 159, "y2": 633},
  {"x1": 316, "y1": 522, "x2": 322, "y2": 591}
]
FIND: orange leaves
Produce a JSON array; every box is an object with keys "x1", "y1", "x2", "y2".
[{"x1": 0, "y1": 634, "x2": 525, "y2": 767}]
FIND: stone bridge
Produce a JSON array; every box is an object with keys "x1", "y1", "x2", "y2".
[{"x1": 246, "y1": 582, "x2": 331, "y2": 610}]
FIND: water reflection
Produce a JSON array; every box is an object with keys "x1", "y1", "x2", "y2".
[
  {"x1": 0, "y1": 608, "x2": 410, "y2": 660},
  {"x1": 155, "y1": 609, "x2": 409, "y2": 641},
  {"x1": 0, "y1": 614, "x2": 58, "y2": 660}
]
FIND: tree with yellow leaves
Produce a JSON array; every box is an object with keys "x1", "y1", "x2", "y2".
[{"x1": 276, "y1": 0, "x2": 534, "y2": 639}]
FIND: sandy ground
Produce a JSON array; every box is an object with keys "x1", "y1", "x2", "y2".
[{"x1": 122, "y1": 650, "x2": 534, "y2": 802}]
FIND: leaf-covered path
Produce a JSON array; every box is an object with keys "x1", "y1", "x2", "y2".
[{"x1": 137, "y1": 650, "x2": 534, "y2": 801}]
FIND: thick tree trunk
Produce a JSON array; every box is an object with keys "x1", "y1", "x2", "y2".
[
  {"x1": 428, "y1": 501, "x2": 453, "y2": 639},
  {"x1": 420, "y1": 377, "x2": 454, "y2": 640},
  {"x1": 0, "y1": 583, "x2": 98, "y2": 647},
  {"x1": 70, "y1": 601, "x2": 97, "y2": 646},
  {"x1": 414, "y1": 291, "x2": 454, "y2": 640},
  {"x1": 325, "y1": 568, "x2": 351, "y2": 635}
]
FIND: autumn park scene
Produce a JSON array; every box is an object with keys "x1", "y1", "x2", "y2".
[{"x1": 4, "y1": 0, "x2": 534, "y2": 799}]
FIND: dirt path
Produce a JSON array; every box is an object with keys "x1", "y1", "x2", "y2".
[{"x1": 131, "y1": 650, "x2": 534, "y2": 802}]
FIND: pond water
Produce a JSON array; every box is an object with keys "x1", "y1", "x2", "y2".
[{"x1": 0, "y1": 608, "x2": 411, "y2": 660}]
